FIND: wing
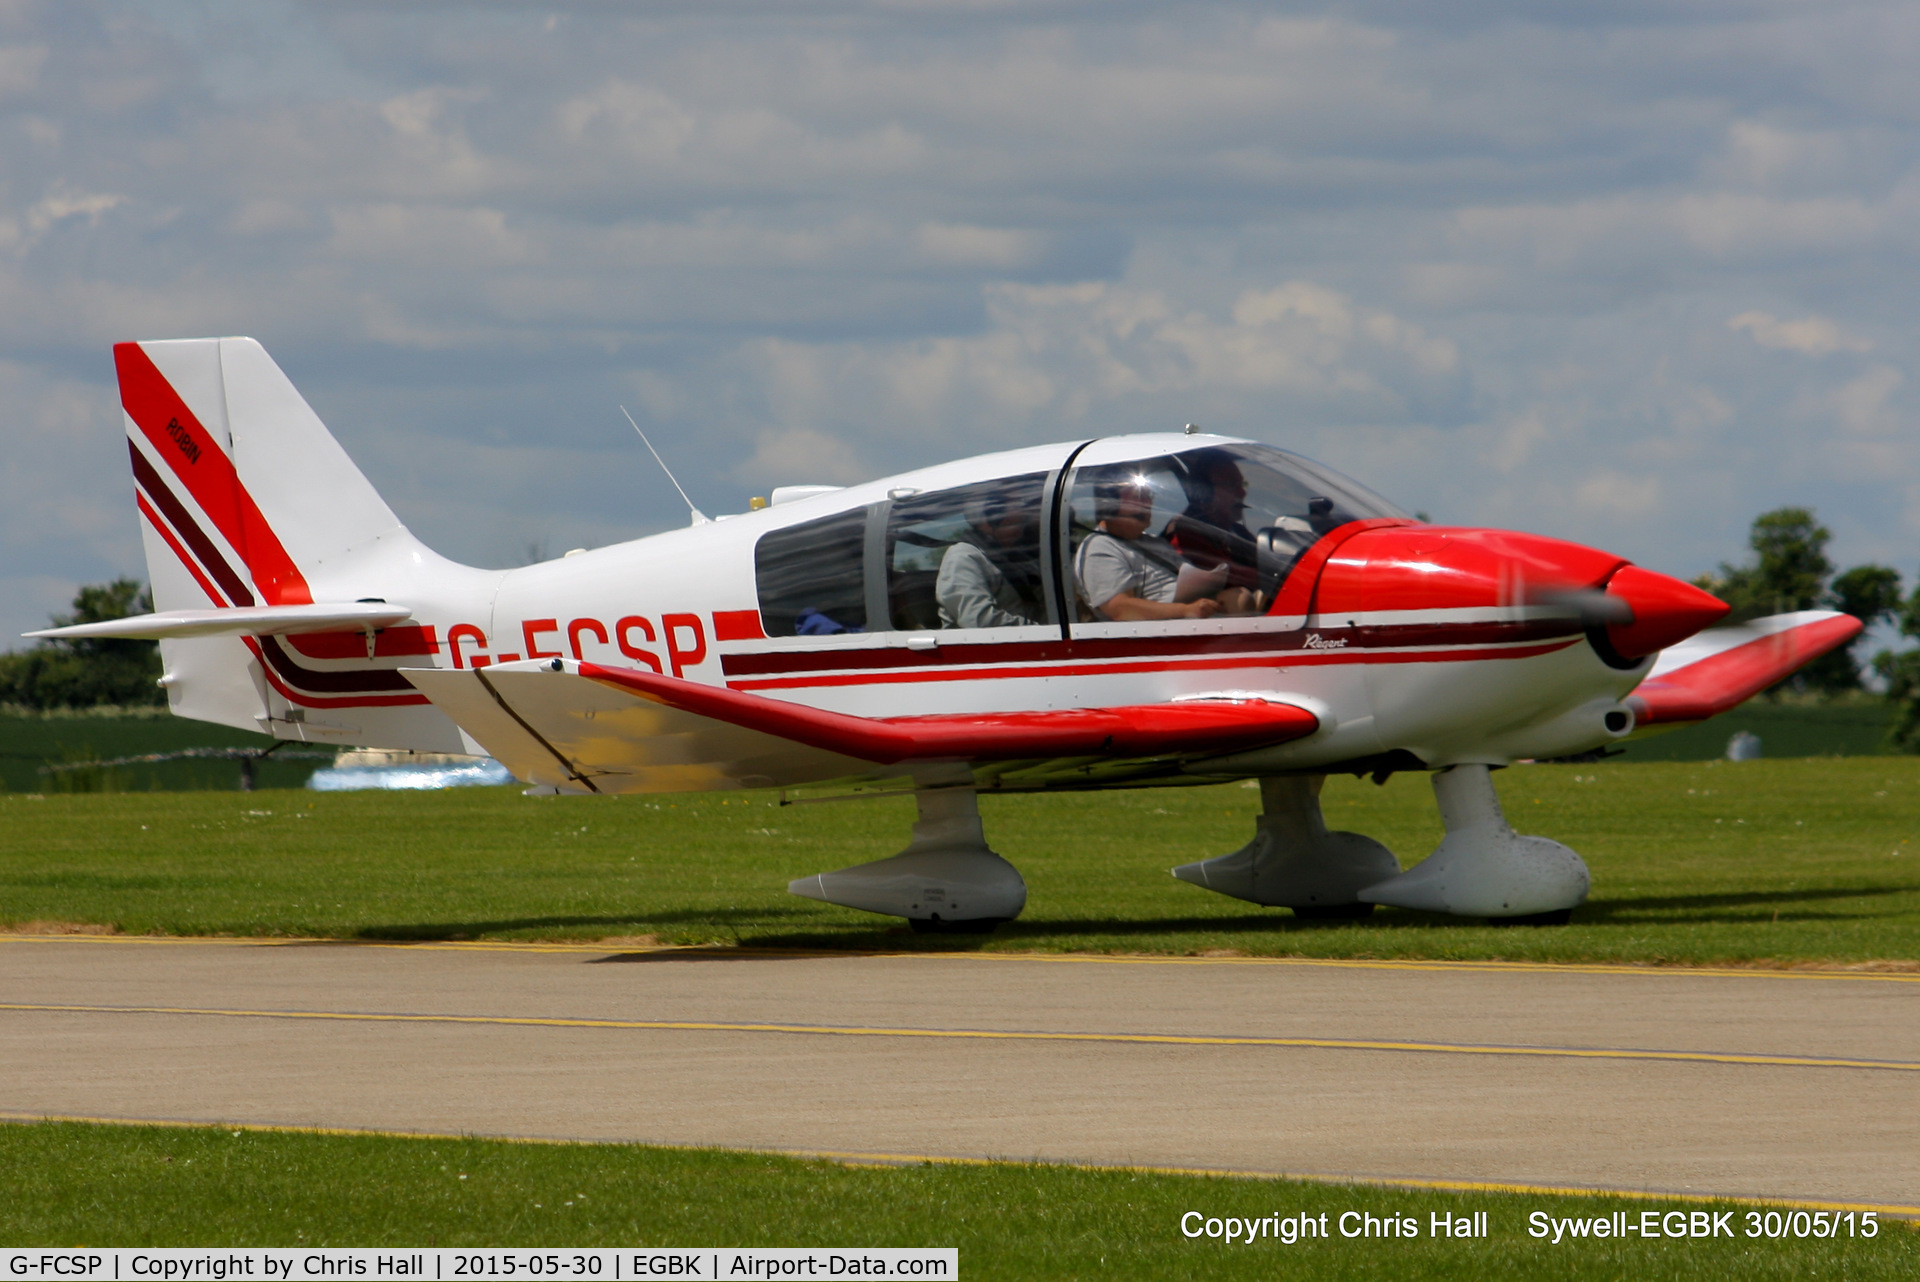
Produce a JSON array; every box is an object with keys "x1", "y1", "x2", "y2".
[
  {"x1": 24, "y1": 602, "x2": 414, "y2": 641},
  {"x1": 402, "y1": 658, "x2": 1320, "y2": 794},
  {"x1": 1626, "y1": 610, "x2": 1863, "y2": 729}
]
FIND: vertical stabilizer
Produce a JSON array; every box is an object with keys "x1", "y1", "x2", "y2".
[
  {"x1": 116, "y1": 337, "x2": 473, "y2": 751},
  {"x1": 119, "y1": 338, "x2": 408, "y2": 608}
]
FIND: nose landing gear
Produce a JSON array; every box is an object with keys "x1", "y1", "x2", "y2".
[
  {"x1": 1358, "y1": 764, "x2": 1589, "y2": 919},
  {"x1": 1177, "y1": 766, "x2": 1588, "y2": 922}
]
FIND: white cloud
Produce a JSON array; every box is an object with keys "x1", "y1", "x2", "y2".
[
  {"x1": 1728, "y1": 311, "x2": 1873, "y2": 356},
  {"x1": 709, "y1": 279, "x2": 1462, "y2": 465}
]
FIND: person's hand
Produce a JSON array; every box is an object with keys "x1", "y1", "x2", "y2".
[
  {"x1": 1217, "y1": 586, "x2": 1256, "y2": 615},
  {"x1": 1184, "y1": 598, "x2": 1220, "y2": 619}
]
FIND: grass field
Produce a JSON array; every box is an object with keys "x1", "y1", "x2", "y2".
[
  {"x1": 1, "y1": 1121, "x2": 1912, "y2": 1277},
  {"x1": 2, "y1": 758, "x2": 1917, "y2": 964}
]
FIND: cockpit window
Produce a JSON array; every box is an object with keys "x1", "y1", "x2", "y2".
[
  {"x1": 755, "y1": 508, "x2": 869, "y2": 637},
  {"x1": 1065, "y1": 443, "x2": 1405, "y2": 620},
  {"x1": 886, "y1": 473, "x2": 1049, "y2": 630}
]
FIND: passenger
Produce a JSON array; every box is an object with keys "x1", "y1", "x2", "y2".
[
  {"x1": 1075, "y1": 477, "x2": 1221, "y2": 621},
  {"x1": 936, "y1": 495, "x2": 1043, "y2": 629},
  {"x1": 1164, "y1": 449, "x2": 1261, "y2": 614}
]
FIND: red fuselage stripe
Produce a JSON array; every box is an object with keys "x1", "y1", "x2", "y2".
[{"x1": 725, "y1": 639, "x2": 1582, "y2": 691}]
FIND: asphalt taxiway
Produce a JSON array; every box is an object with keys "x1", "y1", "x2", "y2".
[{"x1": 2, "y1": 933, "x2": 1915, "y2": 1211}]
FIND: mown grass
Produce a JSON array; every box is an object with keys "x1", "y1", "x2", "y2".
[
  {"x1": 1, "y1": 1121, "x2": 1912, "y2": 1279},
  {"x1": 2, "y1": 759, "x2": 1917, "y2": 965}
]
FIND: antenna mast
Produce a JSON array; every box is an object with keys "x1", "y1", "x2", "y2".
[{"x1": 621, "y1": 406, "x2": 708, "y2": 525}]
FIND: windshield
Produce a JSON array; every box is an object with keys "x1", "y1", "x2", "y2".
[{"x1": 1064, "y1": 442, "x2": 1406, "y2": 618}]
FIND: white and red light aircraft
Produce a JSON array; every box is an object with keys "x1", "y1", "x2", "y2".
[{"x1": 33, "y1": 338, "x2": 1864, "y2": 929}]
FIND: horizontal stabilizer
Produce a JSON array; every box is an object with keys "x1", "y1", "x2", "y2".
[
  {"x1": 400, "y1": 659, "x2": 1321, "y2": 794},
  {"x1": 1627, "y1": 610, "x2": 1863, "y2": 728},
  {"x1": 24, "y1": 602, "x2": 414, "y2": 642}
]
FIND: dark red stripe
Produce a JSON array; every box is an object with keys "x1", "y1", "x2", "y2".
[
  {"x1": 136, "y1": 492, "x2": 231, "y2": 609},
  {"x1": 718, "y1": 618, "x2": 1579, "y2": 678},
  {"x1": 725, "y1": 639, "x2": 1583, "y2": 692},
  {"x1": 254, "y1": 635, "x2": 420, "y2": 694},
  {"x1": 242, "y1": 638, "x2": 430, "y2": 709},
  {"x1": 130, "y1": 442, "x2": 255, "y2": 607}
]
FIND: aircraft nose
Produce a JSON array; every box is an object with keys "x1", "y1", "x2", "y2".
[{"x1": 1600, "y1": 565, "x2": 1730, "y2": 658}]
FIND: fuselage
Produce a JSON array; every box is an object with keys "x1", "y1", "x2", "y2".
[{"x1": 250, "y1": 432, "x2": 1681, "y2": 785}]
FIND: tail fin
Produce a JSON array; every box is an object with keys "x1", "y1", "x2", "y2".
[
  {"x1": 117, "y1": 337, "x2": 468, "y2": 751},
  {"x1": 117, "y1": 337, "x2": 406, "y2": 610}
]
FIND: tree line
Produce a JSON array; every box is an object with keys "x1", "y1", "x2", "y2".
[{"x1": 0, "y1": 578, "x2": 166, "y2": 710}]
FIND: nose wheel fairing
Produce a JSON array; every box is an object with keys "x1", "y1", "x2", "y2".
[
  {"x1": 1176, "y1": 767, "x2": 1590, "y2": 921},
  {"x1": 1358, "y1": 764, "x2": 1589, "y2": 918}
]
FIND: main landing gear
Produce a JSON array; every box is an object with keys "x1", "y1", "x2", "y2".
[
  {"x1": 788, "y1": 787, "x2": 1027, "y2": 933},
  {"x1": 1177, "y1": 766, "x2": 1589, "y2": 922},
  {"x1": 789, "y1": 763, "x2": 1588, "y2": 931},
  {"x1": 1173, "y1": 775, "x2": 1400, "y2": 916}
]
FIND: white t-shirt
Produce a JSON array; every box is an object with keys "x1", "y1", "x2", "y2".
[{"x1": 1076, "y1": 532, "x2": 1182, "y2": 620}]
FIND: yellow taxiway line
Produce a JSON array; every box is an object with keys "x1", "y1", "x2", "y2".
[
  {"x1": 5, "y1": 1000, "x2": 1916, "y2": 1074},
  {"x1": 4, "y1": 930, "x2": 1919, "y2": 983},
  {"x1": 3, "y1": 1109, "x2": 1916, "y2": 1221}
]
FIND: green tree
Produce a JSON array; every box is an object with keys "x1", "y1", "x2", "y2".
[
  {"x1": 0, "y1": 578, "x2": 165, "y2": 710},
  {"x1": 1692, "y1": 507, "x2": 1901, "y2": 694},
  {"x1": 1803, "y1": 564, "x2": 1906, "y2": 693},
  {"x1": 1875, "y1": 589, "x2": 1920, "y2": 752},
  {"x1": 1694, "y1": 507, "x2": 1832, "y2": 622}
]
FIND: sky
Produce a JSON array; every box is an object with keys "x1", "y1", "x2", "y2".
[{"x1": 3, "y1": 0, "x2": 1918, "y2": 645}]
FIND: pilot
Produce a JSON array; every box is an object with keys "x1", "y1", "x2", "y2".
[
  {"x1": 1075, "y1": 475, "x2": 1221, "y2": 622},
  {"x1": 1164, "y1": 449, "x2": 1260, "y2": 614},
  {"x1": 936, "y1": 494, "x2": 1043, "y2": 629}
]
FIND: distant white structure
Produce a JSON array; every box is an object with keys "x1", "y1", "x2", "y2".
[
  {"x1": 308, "y1": 750, "x2": 512, "y2": 791},
  {"x1": 1726, "y1": 731, "x2": 1763, "y2": 762}
]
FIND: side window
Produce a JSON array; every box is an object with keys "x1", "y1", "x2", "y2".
[
  {"x1": 886, "y1": 473, "x2": 1048, "y2": 630},
  {"x1": 754, "y1": 509, "x2": 869, "y2": 637}
]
